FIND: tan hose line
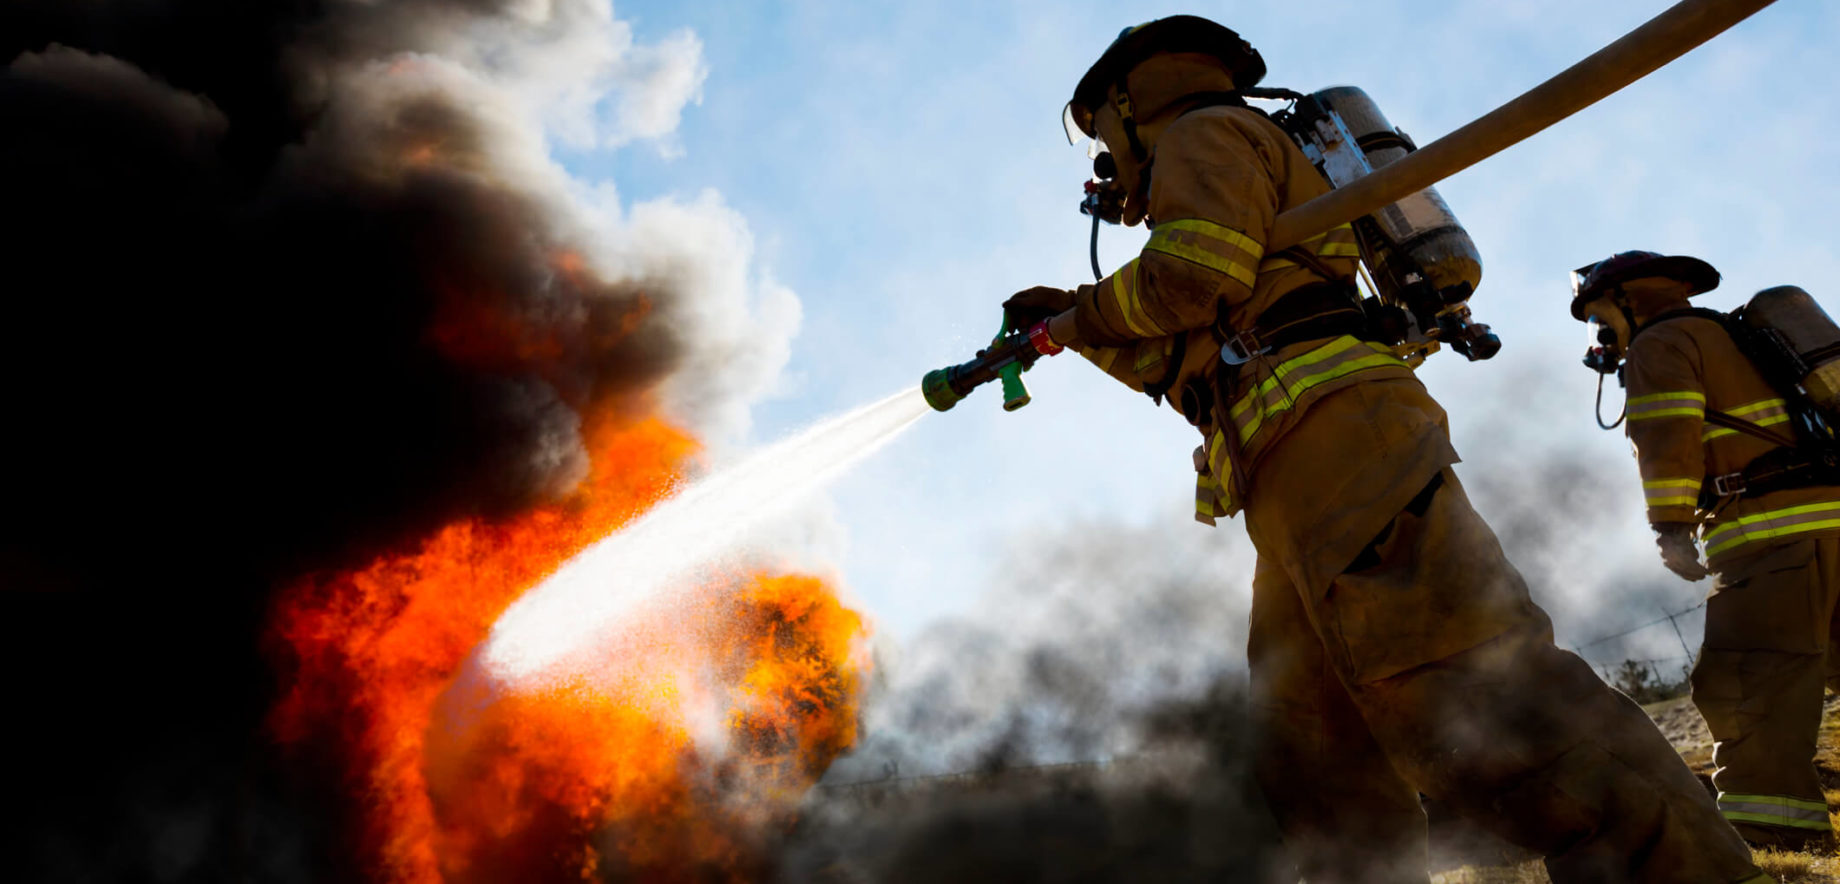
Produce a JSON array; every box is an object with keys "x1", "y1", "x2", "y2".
[{"x1": 1047, "y1": 0, "x2": 1780, "y2": 348}]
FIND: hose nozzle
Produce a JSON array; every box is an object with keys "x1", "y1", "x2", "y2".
[
  {"x1": 921, "y1": 320, "x2": 1063, "y2": 412},
  {"x1": 921, "y1": 367, "x2": 964, "y2": 412}
]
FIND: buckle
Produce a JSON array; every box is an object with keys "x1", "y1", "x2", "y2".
[
  {"x1": 1712, "y1": 471, "x2": 1747, "y2": 497},
  {"x1": 1218, "y1": 329, "x2": 1271, "y2": 366}
]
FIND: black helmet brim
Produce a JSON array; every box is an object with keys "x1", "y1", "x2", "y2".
[
  {"x1": 1570, "y1": 253, "x2": 1721, "y2": 320},
  {"x1": 1065, "y1": 16, "x2": 1265, "y2": 140}
]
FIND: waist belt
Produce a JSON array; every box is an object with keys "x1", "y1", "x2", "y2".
[
  {"x1": 1216, "y1": 279, "x2": 1368, "y2": 364},
  {"x1": 1701, "y1": 444, "x2": 1840, "y2": 507},
  {"x1": 1171, "y1": 279, "x2": 1367, "y2": 426}
]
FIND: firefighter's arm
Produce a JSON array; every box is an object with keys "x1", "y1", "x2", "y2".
[
  {"x1": 1623, "y1": 330, "x2": 1708, "y2": 525},
  {"x1": 1072, "y1": 114, "x2": 1276, "y2": 348}
]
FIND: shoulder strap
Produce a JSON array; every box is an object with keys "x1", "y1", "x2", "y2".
[{"x1": 1703, "y1": 409, "x2": 1801, "y2": 449}]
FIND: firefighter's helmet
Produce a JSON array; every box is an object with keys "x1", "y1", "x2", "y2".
[
  {"x1": 1569, "y1": 250, "x2": 1720, "y2": 320},
  {"x1": 1062, "y1": 16, "x2": 1265, "y2": 147}
]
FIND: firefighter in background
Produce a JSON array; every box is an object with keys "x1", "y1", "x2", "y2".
[
  {"x1": 1003, "y1": 17, "x2": 1770, "y2": 883},
  {"x1": 1571, "y1": 250, "x2": 1840, "y2": 850}
]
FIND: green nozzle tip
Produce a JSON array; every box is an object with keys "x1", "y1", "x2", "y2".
[
  {"x1": 1002, "y1": 393, "x2": 1031, "y2": 412},
  {"x1": 922, "y1": 369, "x2": 960, "y2": 412}
]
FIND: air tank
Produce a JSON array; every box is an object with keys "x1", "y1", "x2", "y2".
[
  {"x1": 1274, "y1": 86, "x2": 1496, "y2": 361},
  {"x1": 1743, "y1": 286, "x2": 1840, "y2": 417},
  {"x1": 1309, "y1": 86, "x2": 1483, "y2": 304}
]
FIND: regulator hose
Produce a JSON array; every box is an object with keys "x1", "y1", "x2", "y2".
[
  {"x1": 1595, "y1": 371, "x2": 1626, "y2": 430},
  {"x1": 1089, "y1": 211, "x2": 1103, "y2": 281}
]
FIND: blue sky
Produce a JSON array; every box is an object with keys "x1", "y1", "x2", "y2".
[{"x1": 566, "y1": 1, "x2": 1840, "y2": 652}]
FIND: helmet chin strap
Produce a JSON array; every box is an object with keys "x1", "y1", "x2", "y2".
[{"x1": 1111, "y1": 90, "x2": 1149, "y2": 163}]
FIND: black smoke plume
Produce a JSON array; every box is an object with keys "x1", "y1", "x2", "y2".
[{"x1": 1, "y1": 3, "x2": 740, "y2": 880}]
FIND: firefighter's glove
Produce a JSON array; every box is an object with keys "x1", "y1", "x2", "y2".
[
  {"x1": 1653, "y1": 522, "x2": 1708, "y2": 582},
  {"x1": 1003, "y1": 286, "x2": 1076, "y2": 330}
]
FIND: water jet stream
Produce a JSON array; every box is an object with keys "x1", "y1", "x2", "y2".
[{"x1": 480, "y1": 386, "x2": 928, "y2": 684}]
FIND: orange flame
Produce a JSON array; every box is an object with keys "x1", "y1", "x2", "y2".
[{"x1": 268, "y1": 413, "x2": 870, "y2": 882}]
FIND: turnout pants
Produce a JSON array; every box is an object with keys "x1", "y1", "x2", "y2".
[
  {"x1": 1249, "y1": 469, "x2": 1767, "y2": 884},
  {"x1": 1694, "y1": 534, "x2": 1840, "y2": 844}
]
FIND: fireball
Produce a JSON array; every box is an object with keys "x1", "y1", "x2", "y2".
[{"x1": 268, "y1": 414, "x2": 870, "y2": 882}]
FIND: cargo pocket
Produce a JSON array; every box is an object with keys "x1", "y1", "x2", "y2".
[
  {"x1": 1705, "y1": 540, "x2": 1824, "y2": 654},
  {"x1": 1316, "y1": 470, "x2": 1545, "y2": 685}
]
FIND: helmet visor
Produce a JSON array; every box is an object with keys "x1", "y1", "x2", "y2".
[
  {"x1": 1062, "y1": 103, "x2": 1105, "y2": 158},
  {"x1": 1571, "y1": 263, "x2": 1598, "y2": 298},
  {"x1": 1584, "y1": 310, "x2": 1627, "y2": 354},
  {"x1": 1062, "y1": 102, "x2": 1085, "y2": 145}
]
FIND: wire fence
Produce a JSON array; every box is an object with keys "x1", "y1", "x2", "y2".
[{"x1": 1567, "y1": 600, "x2": 1707, "y2": 681}]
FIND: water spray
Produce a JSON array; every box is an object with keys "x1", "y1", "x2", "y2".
[{"x1": 480, "y1": 386, "x2": 930, "y2": 684}]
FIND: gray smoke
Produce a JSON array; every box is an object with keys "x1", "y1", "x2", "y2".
[
  {"x1": 830, "y1": 517, "x2": 1258, "y2": 781},
  {"x1": 795, "y1": 360, "x2": 1699, "y2": 880},
  {"x1": 776, "y1": 517, "x2": 1289, "y2": 881}
]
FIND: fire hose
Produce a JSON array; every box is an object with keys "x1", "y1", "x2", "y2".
[{"x1": 922, "y1": 0, "x2": 1779, "y2": 412}]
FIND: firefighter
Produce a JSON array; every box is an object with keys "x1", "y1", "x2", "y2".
[
  {"x1": 1003, "y1": 18, "x2": 1771, "y2": 883},
  {"x1": 1571, "y1": 250, "x2": 1840, "y2": 850}
]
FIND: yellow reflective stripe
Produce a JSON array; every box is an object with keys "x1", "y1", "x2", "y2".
[
  {"x1": 1702, "y1": 398, "x2": 1791, "y2": 441},
  {"x1": 1107, "y1": 259, "x2": 1160, "y2": 337},
  {"x1": 1145, "y1": 219, "x2": 1261, "y2": 286},
  {"x1": 1231, "y1": 339, "x2": 1407, "y2": 444},
  {"x1": 1718, "y1": 791, "x2": 1831, "y2": 831},
  {"x1": 1228, "y1": 336, "x2": 1364, "y2": 423},
  {"x1": 1722, "y1": 810, "x2": 1832, "y2": 830},
  {"x1": 1132, "y1": 338, "x2": 1172, "y2": 374},
  {"x1": 1311, "y1": 223, "x2": 1360, "y2": 257},
  {"x1": 1263, "y1": 224, "x2": 1359, "y2": 269},
  {"x1": 1243, "y1": 355, "x2": 1404, "y2": 430},
  {"x1": 1152, "y1": 219, "x2": 1265, "y2": 258},
  {"x1": 1194, "y1": 464, "x2": 1232, "y2": 523},
  {"x1": 1625, "y1": 387, "x2": 1706, "y2": 421},
  {"x1": 1644, "y1": 477, "x2": 1702, "y2": 509},
  {"x1": 1729, "y1": 398, "x2": 1789, "y2": 417},
  {"x1": 1078, "y1": 345, "x2": 1119, "y2": 374},
  {"x1": 1630, "y1": 390, "x2": 1707, "y2": 405},
  {"x1": 1705, "y1": 500, "x2": 1840, "y2": 556},
  {"x1": 1704, "y1": 413, "x2": 1790, "y2": 442},
  {"x1": 1720, "y1": 793, "x2": 1830, "y2": 813},
  {"x1": 1626, "y1": 389, "x2": 1705, "y2": 420}
]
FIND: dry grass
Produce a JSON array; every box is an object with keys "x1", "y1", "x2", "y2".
[{"x1": 1751, "y1": 846, "x2": 1840, "y2": 883}]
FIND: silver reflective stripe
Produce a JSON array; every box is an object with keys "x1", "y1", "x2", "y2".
[
  {"x1": 1627, "y1": 389, "x2": 1705, "y2": 421},
  {"x1": 1704, "y1": 500, "x2": 1840, "y2": 557},
  {"x1": 1717, "y1": 792, "x2": 1831, "y2": 831}
]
